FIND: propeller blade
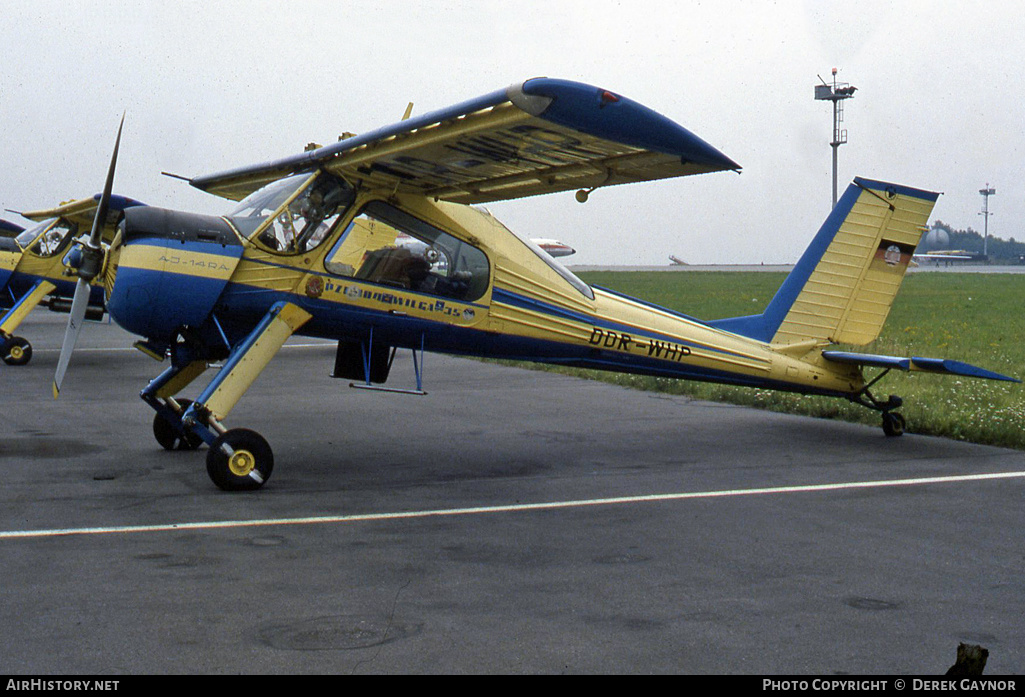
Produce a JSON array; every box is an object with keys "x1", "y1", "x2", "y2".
[
  {"x1": 87, "y1": 112, "x2": 125, "y2": 251},
  {"x1": 53, "y1": 115, "x2": 125, "y2": 399},
  {"x1": 52, "y1": 279, "x2": 91, "y2": 399}
]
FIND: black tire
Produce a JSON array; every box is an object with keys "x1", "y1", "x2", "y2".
[
  {"x1": 882, "y1": 412, "x2": 906, "y2": 437},
  {"x1": 206, "y1": 428, "x2": 274, "y2": 491},
  {"x1": 152, "y1": 399, "x2": 203, "y2": 451},
  {"x1": 2, "y1": 337, "x2": 32, "y2": 366}
]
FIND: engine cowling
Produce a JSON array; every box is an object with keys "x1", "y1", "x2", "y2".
[{"x1": 107, "y1": 207, "x2": 243, "y2": 342}]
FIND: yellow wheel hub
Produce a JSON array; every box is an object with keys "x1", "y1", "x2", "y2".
[
  {"x1": 9, "y1": 345, "x2": 24, "y2": 361},
  {"x1": 228, "y1": 449, "x2": 256, "y2": 477}
]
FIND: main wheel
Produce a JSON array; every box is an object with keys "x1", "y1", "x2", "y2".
[
  {"x1": 882, "y1": 412, "x2": 906, "y2": 437},
  {"x1": 152, "y1": 399, "x2": 203, "y2": 451},
  {"x1": 206, "y1": 428, "x2": 274, "y2": 491},
  {"x1": 2, "y1": 336, "x2": 32, "y2": 366}
]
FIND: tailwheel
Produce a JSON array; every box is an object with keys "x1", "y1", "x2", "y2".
[
  {"x1": 882, "y1": 412, "x2": 906, "y2": 438},
  {"x1": 851, "y1": 379, "x2": 906, "y2": 438},
  {"x1": 206, "y1": 428, "x2": 274, "y2": 491},
  {"x1": 152, "y1": 399, "x2": 203, "y2": 451},
  {"x1": 2, "y1": 336, "x2": 32, "y2": 366}
]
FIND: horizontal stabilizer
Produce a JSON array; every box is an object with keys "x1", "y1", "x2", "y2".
[{"x1": 822, "y1": 351, "x2": 1019, "y2": 383}]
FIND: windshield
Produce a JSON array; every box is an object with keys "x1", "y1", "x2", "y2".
[
  {"x1": 230, "y1": 174, "x2": 312, "y2": 219},
  {"x1": 13, "y1": 218, "x2": 76, "y2": 257},
  {"x1": 14, "y1": 219, "x2": 54, "y2": 250},
  {"x1": 228, "y1": 172, "x2": 354, "y2": 254}
]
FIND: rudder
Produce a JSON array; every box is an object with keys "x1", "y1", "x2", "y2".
[{"x1": 712, "y1": 178, "x2": 939, "y2": 347}]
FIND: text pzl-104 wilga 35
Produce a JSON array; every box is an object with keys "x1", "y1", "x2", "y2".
[{"x1": 54, "y1": 78, "x2": 1017, "y2": 490}]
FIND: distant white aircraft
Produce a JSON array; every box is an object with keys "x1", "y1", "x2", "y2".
[
  {"x1": 403, "y1": 232, "x2": 575, "y2": 258},
  {"x1": 532, "y1": 238, "x2": 576, "y2": 257},
  {"x1": 911, "y1": 250, "x2": 975, "y2": 266}
]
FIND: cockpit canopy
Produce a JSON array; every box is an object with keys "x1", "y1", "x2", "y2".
[
  {"x1": 14, "y1": 218, "x2": 77, "y2": 258},
  {"x1": 222, "y1": 169, "x2": 592, "y2": 302},
  {"x1": 228, "y1": 172, "x2": 355, "y2": 254}
]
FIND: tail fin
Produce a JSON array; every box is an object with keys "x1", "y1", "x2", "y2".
[{"x1": 710, "y1": 177, "x2": 939, "y2": 346}]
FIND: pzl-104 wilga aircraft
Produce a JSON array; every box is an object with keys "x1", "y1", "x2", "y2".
[
  {"x1": 56, "y1": 78, "x2": 1017, "y2": 491},
  {"x1": 0, "y1": 195, "x2": 142, "y2": 365}
]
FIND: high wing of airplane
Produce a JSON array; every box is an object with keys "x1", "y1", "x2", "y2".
[
  {"x1": 56, "y1": 78, "x2": 1016, "y2": 492},
  {"x1": 0, "y1": 193, "x2": 144, "y2": 365}
]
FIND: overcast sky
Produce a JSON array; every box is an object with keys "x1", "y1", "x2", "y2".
[{"x1": 1, "y1": 0, "x2": 1021, "y2": 265}]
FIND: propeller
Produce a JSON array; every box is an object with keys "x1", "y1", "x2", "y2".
[{"x1": 53, "y1": 114, "x2": 124, "y2": 399}]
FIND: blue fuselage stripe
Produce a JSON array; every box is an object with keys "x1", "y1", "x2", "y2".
[{"x1": 492, "y1": 287, "x2": 748, "y2": 361}]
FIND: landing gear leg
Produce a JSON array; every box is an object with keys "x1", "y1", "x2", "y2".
[{"x1": 182, "y1": 301, "x2": 311, "y2": 491}]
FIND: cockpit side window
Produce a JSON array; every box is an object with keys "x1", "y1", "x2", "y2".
[
  {"x1": 228, "y1": 172, "x2": 354, "y2": 255},
  {"x1": 324, "y1": 201, "x2": 490, "y2": 303}
]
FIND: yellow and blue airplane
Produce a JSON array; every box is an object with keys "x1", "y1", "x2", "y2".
[
  {"x1": 56, "y1": 78, "x2": 1017, "y2": 490},
  {"x1": 0, "y1": 194, "x2": 143, "y2": 365}
]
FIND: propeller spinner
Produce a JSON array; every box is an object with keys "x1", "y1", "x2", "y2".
[{"x1": 53, "y1": 114, "x2": 125, "y2": 398}]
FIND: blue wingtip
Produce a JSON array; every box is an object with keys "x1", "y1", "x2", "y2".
[
  {"x1": 520, "y1": 77, "x2": 740, "y2": 172},
  {"x1": 911, "y1": 357, "x2": 1020, "y2": 383}
]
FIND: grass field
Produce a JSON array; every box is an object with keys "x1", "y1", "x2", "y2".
[{"x1": 557, "y1": 270, "x2": 1025, "y2": 450}]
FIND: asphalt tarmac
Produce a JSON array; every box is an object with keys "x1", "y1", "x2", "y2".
[{"x1": 2, "y1": 314, "x2": 1023, "y2": 675}]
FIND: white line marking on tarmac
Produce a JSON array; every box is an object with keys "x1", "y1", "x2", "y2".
[{"x1": 3, "y1": 470, "x2": 1024, "y2": 541}]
